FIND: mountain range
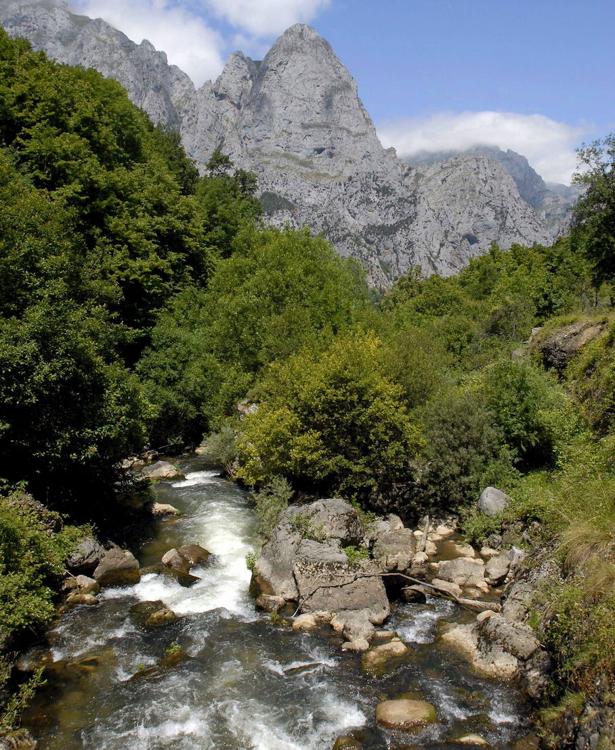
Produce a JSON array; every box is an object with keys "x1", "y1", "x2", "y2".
[{"x1": 0, "y1": 0, "x2": 578, "y2": 286}]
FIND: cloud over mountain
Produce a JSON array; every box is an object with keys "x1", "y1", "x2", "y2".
[{"x1": 378, "y1": 111, "x2": 588, "y2": 184}]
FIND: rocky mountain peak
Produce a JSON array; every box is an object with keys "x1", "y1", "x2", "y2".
[{"x1": 0, "y1": 5, "x2": 574, "y2": 286}]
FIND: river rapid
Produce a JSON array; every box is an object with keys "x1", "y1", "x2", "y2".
[{"x1": 23, "y1": 457, "x2": 530, "y2": 749}]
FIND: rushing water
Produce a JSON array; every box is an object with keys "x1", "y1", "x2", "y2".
[{"x1": 24, "y1": 458, "x2": 530, "y2": 749}]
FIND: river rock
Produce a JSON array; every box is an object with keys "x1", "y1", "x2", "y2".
[
  {"x1": 435, "y1": 558, "x2": 486, "y2": 589},
  {"x1": 62, "y1": 575, "x2": 100, "y2": 596},
  {"x1": 141, "y1": 461, "x2": 183, "y2": 481},
  {"x1": 454, "y1": 734, "x2": 490, "y2": 747},
  {"x1": 332, "y1": 737, "x2": 363, "y2": 750},
  {"x1": 485, "y1": 551, "x2": 511, "y2": 585},
  {"x1": 292, "y1": 611, "x2": 332, "y2": 631},
  {"x1": 66, "y1": 536, "x2": 105, "y2": 573},
  {"x1": 375, "y1": 699, "x2": 437, "y2": 731},
  {"x1": 439, "y1": 621, "x2": 519, "y2": 680},
  {"x1": 402, "y1": 585, "x2": 428, "y2": 603},
  {"x1": 162, "y1": 548, "x2": 190, "y2": 573},
  {"x1": 130, "y1": 600, "x2": 178, "y2": 628},
  {"x1": 372, "y1": 527, "x2": 415, "y2": 572},
  {"x1": 430, "y1": 578, "x2": 463, "y2": 599},
  {"x1": 478, "y1": 487, "x2": 510, "y2": 516},
  {"x1": 177, "y1": 544, "x2": 210, "y2": 566},
  {"x1": 149, "y1": 502, "x2": 180, "y2": 517},
  {"x1": 361, "y1": 637, "x2": 409, "y2": 673},
  {"x1": 255, "y1": 594, "x2": 286, "y2": 613},
  {"x1": 538, "y1": 320, "x2": 607, "y2": 373},
  {"x1": 93, "y1": 547, "x2": 140, "y2": 587},
  {"x1": 65, "y1": 593, "x2": 99, "y2": 606},
  {"x1": 477, "y1": 612, "x2": 540, "y2": 661}
]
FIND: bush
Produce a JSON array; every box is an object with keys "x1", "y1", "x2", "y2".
[
  {"x1": 235, "y1": 331, "x2": 421, "y2": 510},
  {"x1": 251, "y1": 477, "x2": 293, "y2": 538},
  {"x1": 0, "y1": 492, "x2": 86, "y2": 643},
  {"x1": 483, "y1": 360, "x2": 579, "y2": 469},
  {"x1": 416, "y1": 388, "x2": 516, "y2": 513}
]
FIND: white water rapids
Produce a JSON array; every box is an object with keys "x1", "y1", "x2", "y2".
[{"x1": 27, "y1": 460, "x2": 529, "y2": 749}]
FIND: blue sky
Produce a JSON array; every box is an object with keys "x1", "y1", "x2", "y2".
[{"x1": 71, "y1": 0, "x2": 614, "y2": 183}]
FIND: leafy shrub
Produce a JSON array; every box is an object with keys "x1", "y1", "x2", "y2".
[
  {"x1": 483, "y1": 360, "x2": 580, "y2": 469},
  {"x1": 0, "y1": 492, "x2": 87, "y2": 642},
  {"x1": 416, "y1": 388, "x2": 516, "y2": 512},
  {"x1": 251, "y1": 477, "x2": 293, "y2": 537},
  {"x1": 343, "y1": 545, "x2": 369, "y2": 566},
  {"x1": 235, "y1": 331, "x2": 421, "y2": 509},
  {"x1": 202, "y1": 424, "x2": 238, "y2": 474}
]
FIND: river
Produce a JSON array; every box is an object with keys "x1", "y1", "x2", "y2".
[{"x1": 23, "y1": 457, "x2": 530, "y2": 749}]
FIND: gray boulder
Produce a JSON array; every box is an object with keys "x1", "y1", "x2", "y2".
[
  {"x1": 478, "y1": 487, "x2": 510, "y2": 516},
  {"x1": 478, "y1": 612, "x2": 540, "y2": 661},
  {"x1": 435, "y1": 558, "x2": 486, "y2": 588},
  {"x1": 485, "y1": 552, "x2": 511, "y2": 585},
  {"x1": 253, "y1": 498, "x2": 364, "y2": 602},
  {"x1": 141, "y1": 460, "x2": 183, "y2": 481},
  {"x1": 93, "y1": 547, "x2": 140, "y2": 587},
  {"x1": 66, "y1": 537, "x2": 105, "y2": 573},
  {"x1": 372, "y1": 527, "x2": 415, "y2": 572}
]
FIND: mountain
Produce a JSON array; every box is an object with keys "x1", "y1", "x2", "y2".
[
  {"x1": 0, "y1": 1, "x2": 568, "y2": 286},
  {"x1": 406, "y1": 146, "x2": 582, "y2": 236}
]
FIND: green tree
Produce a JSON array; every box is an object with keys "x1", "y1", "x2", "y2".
[
  {"x1": 574, "y1": 135, "x2": 615, "y2": 290},
  {"x1": 235, "y1": 331, "x2": 421, "y2": 509}
]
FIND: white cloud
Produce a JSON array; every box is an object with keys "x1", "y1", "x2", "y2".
[
  {"x1": 378, "y1": 111, "x2": 589, "y2": 184},
  {"x1": 71, "y1": 0, "x2": 226, "y2": 86},
  {"x1": 203, "y1": 0, "x2": 331, "y2": 37}
]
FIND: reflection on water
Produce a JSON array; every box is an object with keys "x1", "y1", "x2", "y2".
[{"x1": 24, "y1": 459, "x2": 529, "y2": 749}]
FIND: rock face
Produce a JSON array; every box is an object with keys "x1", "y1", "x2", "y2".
[
  {"x1": 253, "y1": 498, "x2": 390, "y2": 649},
  {"x1": 536, "y1": 320, "x2": 607, "y2": 374},
  {"x1": 93, "y1": 547, "x2": 140, "y2": 587},
  {"x1": 66, "y1": 536, "x2": 105, "y2": 573},
  {"x1": 0, "y1": 3, "x2": 567, "y2": 286}
]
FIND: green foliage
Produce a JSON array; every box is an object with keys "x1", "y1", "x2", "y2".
[
  {"x1": 482, "y1": 360, "x2": 580, "y2": 469},
  {"x1": 0, "y1": 668, "x2": 45, "y2": 734},
  {"x1": 342, "y1": 545, "x2": 369, "y2": 566},
  {"x1": 574, "y1": 134, "x2": 615, "y2": 288},
  {"x1": 290, "y1": 513, "x2": 326, "y2": 542},
  {"x1": 139, "y1": 227, "x2": 369, "y2": 444},
  {"x1": 251, "y1": 477, "x2": 293, "y2": 538},
  {"x1": 0, "y1": 301, "x2": 147, "y2": 503},
  {"x1": 245, "y1": 552, "x2": 256, "y2": 573},
  {"x1": 0, "y1": 492, "x2": 86, "y2": 642},
  {"x1": 235, "y1": 331, "x2": 421, "y2": 508},
  {"x1": 566, "y1": 320, "x2": 615, "y2": 434},
  {"x1": 417, "y1": 388, "x2": 516, "y2": 512},
  {"x1": 202, "y1": 424, "x2": 238, "y2": 474}
]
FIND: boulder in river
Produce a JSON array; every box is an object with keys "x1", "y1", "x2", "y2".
[
  {"x1": 332, "y1": 736, "x2": 363, "y2": 750},
  {"x1": 454, "y1": 734, "x2": 490, "y2": 747},
  {"x1": 141, "y1": 461, "x2": 184, "y2": 482},
  {"x1": 478, "y1": 487, "x2": 510, "y2": 516},
  {"x1": 361, "y1": 637, "x2": 409, "y2": 673},
  {"x1": 65, "y1": 593, "x2": 99, "y2": 607},
  {"x1": 66, "y1": 536, "x2": 105, "y2": 573},
  {"x1": 149, "y1": 502, "x2": 180, "y2": 517},
  {"x1": 435, "y1": 558, "x2": 486, "y2": 589},
  {"x1": 372, "y1": 527, "x2": 415, "y2": 572},
  {"x1": 485, "y1": 551, "x2": 511, "y2": 586},
  {"x1": 130, "y1": 600, "x2": 178, "y2": 628},
  {"x1": 162, "y1": 544, "x2": 210, "y2": 573},
  {"x1": 93, "y1": 547, "x2": 140, "y2": 587},
  {"x1": 375, "y1": 698, "x2": 437, "y2": 731},
  {"x1": 62, "y1": 575, "x2": 100, "y2": 596}
]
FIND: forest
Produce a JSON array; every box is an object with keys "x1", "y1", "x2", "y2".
[{"x1": 0, "y1": 30, "x2": 613, "y2": 747}]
